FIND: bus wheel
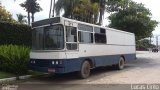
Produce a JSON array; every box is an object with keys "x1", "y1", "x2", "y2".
[
  {"x1": 116, "y1": 57, "x2": 125, "y2": 70},
  {"x1": 78, "y1": 60, "x2": 91, "y2": 79}
]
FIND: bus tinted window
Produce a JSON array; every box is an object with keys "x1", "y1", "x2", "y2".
[
  {"x1": 94, "y1": 27, "x2": 105, "y2": 34},
  {"x1": 95, "y1": 33, "x2": 106, "y2": 44},
  {"x1": 78, "y1": 24, "x2": 93, "y2": 32},
  {"x1": 32, "y1": 25, "x2": 64, "y2": 50},
  {"x1": 94, "y1": 27, "x2": 106, "y2": 44},
  {"x1": 66, "y1": 43, "x2": 77, "y2": 50},
  {"x1": 78, "y1": 31, "x2": 93, "y2": 43}
]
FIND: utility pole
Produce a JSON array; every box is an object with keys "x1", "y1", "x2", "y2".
[
  {"x1": 156, "y1": 36, "x2": 158, "y2": 48},
  {"x1": 156, "y1": 35, "x2": 160, "y2": 49},
  {"x1": 150, "y1": 36, "x2": 152, "y2": 46}
]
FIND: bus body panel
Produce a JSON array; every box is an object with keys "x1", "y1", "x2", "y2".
[
  {"x1": 30, "y1": 52, "x2": 67, "y2": 59},
  {"x1": 78, "y1": 44, "x2": 135, "y2": 57},
  {"x1": 30, "y1": 53, "x2": 135, "y2": 73},
  {"x1": 30, "y1": 51, "x2": 79, "y2": 59}
]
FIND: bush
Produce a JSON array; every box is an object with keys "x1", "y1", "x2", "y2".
[
  {"x1": 0, "y1": 45, "x2": 30, "y2": 76},
  {"x1": 0, "y1": 21, "x2": 32, "y2": 46}
]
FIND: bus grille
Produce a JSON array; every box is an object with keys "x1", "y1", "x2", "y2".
[{"x1": 35, "y1": 60, "x2": 51, "y2": 67}]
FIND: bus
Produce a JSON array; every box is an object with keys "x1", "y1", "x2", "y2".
[{"x1": 30, "y1": 17, "x2": 136, "y2": 78}]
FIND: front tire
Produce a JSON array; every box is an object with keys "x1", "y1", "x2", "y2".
[
  {"x1": 78, "y1": 61, "x2": 91, "y2": 79},
  {"x1": 116, "y1": 57, "x2": 125, "y2": 70}
]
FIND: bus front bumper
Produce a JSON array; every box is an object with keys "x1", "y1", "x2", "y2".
[
  {"x1": 30, "y1": 58, "x2": 82, "y2": 74},
  {"x1": 31, "y1": 66, "x2": 65, "y2": 73}
]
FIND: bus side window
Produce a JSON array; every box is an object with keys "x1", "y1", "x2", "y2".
[{"x1": 78, "y1": 31, "x2": 93, "y2": 43}]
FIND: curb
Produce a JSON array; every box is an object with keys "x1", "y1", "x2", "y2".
[
  {"x1": 19, "y1": 75, "x2": 32, "y2": 80},
  {"x1": 0, "y1": 75, "x2": 32, "y2": 83}
]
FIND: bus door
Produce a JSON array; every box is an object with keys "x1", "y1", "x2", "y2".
[{"x1": 64, "y1": 21, "x2": 79, "y2": 59}]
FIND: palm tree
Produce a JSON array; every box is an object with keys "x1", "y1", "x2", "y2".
[
  {"x1": 16, "y1": 13, "x2": 27, "y2": 24},
  {"x1": 55, "y1": 0, "x2": 78, "y2": 18},
  {"x1": 20, "y1": 0, "x2": 42, "y2": 25},
  {"x1": 30, "y1": 0, "x2": 42, "y2": 22},
  {"x1": 55, "y1": 0, "x2": 99, "y2": 24},
  {"x1": 20, "y1": 0, "x2": 32, "y2": 25},
  {"x1": 73, "y1": 0, "x2": 99, "y2": 23},
  {"x1": 55, "y1": 0, "x2": 105, "y2": 24}
]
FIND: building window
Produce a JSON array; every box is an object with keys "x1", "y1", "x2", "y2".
[{"x1": 78, "y1": 31, "x2": 93, "y2": 43}]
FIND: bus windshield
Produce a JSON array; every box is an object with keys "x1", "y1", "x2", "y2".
[{"x1": 32, "y1": 24, "x2": 64, "y2": 50}]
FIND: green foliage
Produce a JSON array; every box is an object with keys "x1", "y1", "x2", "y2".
[
  {"x1": 136, "y1": 39, "x2": 156, "y2": 50},
  {"x1": 0, "y1": 71, "x2": 15, "y2": 79},
  {"x1": 0, "y1": 45, "x2": 30, "y2": 76},
  {"x1": 108, "y1": 1, "x2": 158, "y2": 40},
  {"x1": 0, "y1": 21, "x2": 32, "y2": 46},
  {"x1": 16, "y1": 13, "x2": 27, "y2": 24},
  {"x1": 0, "y1": 4, "x2": 16, "y2": 23},
  {"x1": 106, "y1": 0, "x2": 131, "y2": 12}
]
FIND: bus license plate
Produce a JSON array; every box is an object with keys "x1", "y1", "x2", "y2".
[{"x1": 48, "y1": 68, "x2": 55, "y2": 73}]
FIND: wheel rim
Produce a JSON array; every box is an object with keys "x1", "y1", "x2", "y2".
[
  {"x1": 82, "y1": 61, "x2": 90, "y2": 78},
  {"x1": 119, "y1": 58, "x2": 124, "y2": 69},
  {"x1": 120, "y1": 59, "x2": 124, "y2": 66},
  {"x1": 84, "y1": 63, "x2": 90, "y2": 75}
]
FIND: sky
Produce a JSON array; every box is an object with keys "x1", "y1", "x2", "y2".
[{"x1": 1, "y1": 0, "x2": 160, "y2": 43}]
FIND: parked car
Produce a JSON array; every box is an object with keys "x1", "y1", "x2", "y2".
[{"x1": 152, "y1": 48, "x2": 159, "y2": 52}]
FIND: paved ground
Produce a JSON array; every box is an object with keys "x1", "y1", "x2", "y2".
[{"x1": 2, "y1": 51, "x2": 160, "y2": 90}]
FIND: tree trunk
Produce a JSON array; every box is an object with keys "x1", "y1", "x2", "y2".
[
  {"x1": 71, "y1": 0, "x2": 75, "y2": 19},
  {"x1": 52, "y1": 0, "x2": 55, "y2": 17},
  {"x1": 99, "y1": 0, "x2": 105, "y2": 25},
  {"x1": 31, "y1": 13, "x2": 34, "y2": 23},
  {"x1": 49, "y1": 0, "x2": 53, "y2": 18},
  {"x1": 27, "y1": 12, "x2": 30, "y2": 25},
  {"x1": 99, "y1": 8, "x2": 103, "y2": 25}
]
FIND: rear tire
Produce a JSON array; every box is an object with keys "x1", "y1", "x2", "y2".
[
  {"x1": 78, "y1": 61, "x2": 91, "y2": 79},
  {"x1": 116, "y1": 57, "x2": 125, "y2": 70}
]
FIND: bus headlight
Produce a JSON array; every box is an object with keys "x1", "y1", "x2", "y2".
[
  {"x1": 33, "y1": 61, "x2": 36, "y2": 64},
  {"x1": 52, "y1": 61, "x2": 55, "y2": 65},
  {"x1": 31, "y1": 60, "x2": 36, "y2": 64},
  {"x1": 52, "y1": 60, "x2": 63, "y2": 65},
  {"x1": 56, "y1": 61, "x2": 58, "y2": 65}
]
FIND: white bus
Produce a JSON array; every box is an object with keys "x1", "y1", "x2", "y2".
[{"x1": 30, "y1": 17, "x2": 136, "y2": 78}]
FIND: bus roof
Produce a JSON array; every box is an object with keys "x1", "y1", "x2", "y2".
[{"x1": 32, "y1": 17, "x2": 134, "y2": 35}]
